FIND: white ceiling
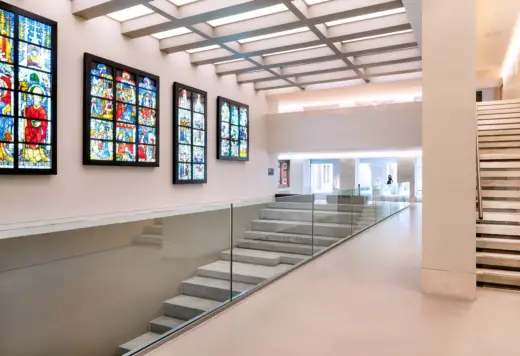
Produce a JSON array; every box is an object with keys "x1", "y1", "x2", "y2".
[{"x1": 72, "y1": 0, "x2": 421, "y2": 92}]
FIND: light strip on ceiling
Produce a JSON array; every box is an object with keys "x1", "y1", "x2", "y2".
[
  {"x1": 107, "y1": 5, "x2": 154, "y2": 22},
  {"x1": 207, "y1": 4, "x2": 287, "y2": 27},
  {"x1": 186, "y1": 44, "x2": 221, "y2": 53},
  {"x1": 152, "y1": 27, "x2": 191, "y2": 39},
  {"x1": 304, "y1": 0, "x2": 332, "y2": 5},
  {"x1": 278, "y1": 149, "x2": 422, "y2": 160},
  {"x1": 325, "y1": 7, "x2": 406, "y2": 27},
  {"x1": 263, "y1": 44, "x2": 327, "y2": 57},
  {"x1": 169, "y1": 0, "x2": 200, "y2": 5},
  {"x1": 214, "y1": 58, "x2": 246, "y2": 65},
  {"x1": 502, "y1": 15, "x2": 520, "y2": 81},
  {"x1": 342, "y1": 29, "x2": 413, "y2": 43},
  {"x1": 238, "y1": 27, "x2": 310, "y2": 44}
]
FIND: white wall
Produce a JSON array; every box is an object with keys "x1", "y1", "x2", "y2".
[
  {"x1": 503, "y1": 51, "x2": 520, "y2": 99},
  {"x1": 1, "y1": 0, "x2": 277, "y2": 225},
  {"x1": 266, "y1": 102, "x2": 422, "y2": 154}
]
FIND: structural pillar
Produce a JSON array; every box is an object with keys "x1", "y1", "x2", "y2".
[
  {"x1": 397, "y1": 157, "x2": 415, "y2": 201},
  {"x1": 339, "y1": 159, "x2": 358, "y2": 191},
  {"x1": 421, "y1": 0, "x2": 476, "y2": 299}
]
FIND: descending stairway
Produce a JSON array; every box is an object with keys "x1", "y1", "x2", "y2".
[
  {"x1": 476, "y1": 99, "x2": 520, "y2": 288},
  {"x1": 119, "y1": 199, "x2": 381, "y2": 354}
]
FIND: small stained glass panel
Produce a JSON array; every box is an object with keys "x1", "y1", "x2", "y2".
[
  {"x1": 178, "y1": 144, "x2": 191, "y2": 163},
  {"x1": 0, "y1": 116, "x2": 14, "y2": 142},
  {"x1": 91, "y1": 63, "x2": 113, "y2": 80},
  {"x1": 18, "y1": 143, "x2": 51, "y2": 169},
  {"x1": 90, "y1": 97, "x2": 113, "y2": 120},
  {"x1": 116, "y1": 82, "x2": 136, "y2": 104},
  {"x1": 0, "y1": 142, "x2": 14, "y2": 168},
  {"x1": 0, "y1": 36, "x2": 14, "y2": 64},
  {"x1": 89, "y1": 119, "x2": 113, "y2": 140},
  {"x1": 178, "y1": 108, "x2": 191, "y2": 127},
  {"x1": 0, "y1": 62, "x2": 14, "y2": 89},
  {"x1": 193, "y1": 113, "x2": 204, "y2": 130},
  {"x1": 230, "y1": 105, "x2": 239, "y2": 125},
  {"x1": 193, "y1": 146, "x2": 204, "y2": 164},
  {"x1": 19, "y1": 67, "x2": 51, "y2": 94},
  {"x1": 139, "y1": 88, "x2": 156, "y2": 109},
  {"x1": 139, "y1": 107, "x2": 156, "y2": 127},
  {"x1": 138, "y1": 144, "x2": 156, "y2": 163},
  {"x1": 19, "y1": 16, "x2": 52, "y2": 48},
  {"x1": 138, "y1": 126, "x2": 156, "y2": 145},
  {"x1": 193, "y1": 92, "x2": 204, "y2": 114},
  {"x1": 178, "y1": 163, "x2": 192, "y2": 180},
  {"x1": 193, "y1": 129, "x2": 204, "y2": 147},
  {"x1": 221, "y1": 102, "x2": 230, "y2": 122},
  {"x1": 0, "y1": 10, "x2": 15, "y2": 39},
  {"x1": 193, "y1": 164, "x2": 204, "y2": 180},
  {"x1": 19, "y1": 119, "x2": 51, "y2": 144},
  {"x1": 179, "y1": 126, "x2": 191, "y2": 145},
  {"x1": 90, "y1": 139, "x2": 113, "y2": 161},
  {"x1": 115, "y1": 102, "x2": 136, "y2": 123},
  {"x1": 116, "y1": 123, "x2": 136, "y2": 143},
  {"x1": 178, "y1": 88, "x2": 191, "y2": 110},
  {"x1": 91, "y1": 75, "x2": 113, "y2": 100},
  {"x1": 116, "y1": 143, "x2": 136, "y2": 162},
  {"x1": 19, "y1": 92, "x2": 50, "y2": 120},
  {"x1": 19, "y1": 42, "x2": 51, "y2": 72}
]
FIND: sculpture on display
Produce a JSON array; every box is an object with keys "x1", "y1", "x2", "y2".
[
  {"x1": 83, "y1": 53, "x2": 160, "y2": 167},
  {"x1": 173, "y1": 82, "x2": 207, "y2": 184},
  {"x1": 0, "y1": 4, "x2": 57, "y2": 174},
  {"x1": 217, "y1": 96, "x2": 249, "y2": 161}
]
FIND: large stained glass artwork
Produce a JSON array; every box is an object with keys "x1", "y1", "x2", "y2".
[
  {"x1": 83, "y1": 53, "x2": 159, "y2": 167},
  {"x1": 0, "y1": 4, "x2": 57, "y2": 174},
  {"x1": 173, "y1": 83, "x2": 207, "y2": 184},
  {"x1": 217, "y1": 97, "x2": 249, "y2": 161}
]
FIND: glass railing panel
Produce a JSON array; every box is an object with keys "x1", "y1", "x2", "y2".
[{"x1": 0, "y1": 205, "x2": 232, "y2": 356}]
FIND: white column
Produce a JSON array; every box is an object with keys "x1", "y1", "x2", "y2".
[
  {"x1": 339, "y1": 159, "x2": 357, "y2": 191},
  {"x1": 397, "y1": 157, "x2": 415, "y2": 201},
  {"x1": 421, "y1": 0, "x2": 476, "y2": 299}
]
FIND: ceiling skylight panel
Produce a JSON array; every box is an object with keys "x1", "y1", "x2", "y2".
[
  {"x1": 325, "y1": 7, "x2": 406, "y2": 27},
  {"x1": 152, "y1": 27, "x2": 191, "y2": 39},
  {"x1": 304, "y1": 0, "x2": 332, "y2": 5},
  {"x1": 186, "y1": 44, "x2": 221, "y2": 53},
  {"x1": 263, "y1": 44, "x2": 326, "y2": 57},
  {"x1": 214, "y1": 58, "x2": 246, "y2": 65},
  {"x1": 238, "y1": 27, "x2": 310, "y2": 44},
  {"x1": 207, "y1": 4, "x2": 288, "y2": 27},
  {"x1": 107, "y1": 5, "x2": 154, "y2": 22},
  {"x1": 169, "y1": 0, "x2": 200, "y2": 5},
  {"x1": 342, "y1": 29, "x2": 413, "y2": 43}
]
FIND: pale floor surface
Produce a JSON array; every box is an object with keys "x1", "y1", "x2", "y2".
[{"x1": 148, "y1": 205, "x2": 520, "y2": 356}]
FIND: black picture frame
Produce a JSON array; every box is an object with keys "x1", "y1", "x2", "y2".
[
  {"x1": 217, "y1": 96, "x2": 249, "y2": 162},
  {"x1": 0, "y1": 1, "x2": 58, "y2": 175},
  {"x1": 83, "y1": 53, "x2": 160, "y2": 167},
  {"x1": 173, "y1": 82, "x2": 208, "y2": 184}
]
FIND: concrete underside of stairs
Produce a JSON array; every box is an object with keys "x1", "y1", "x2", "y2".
[
  {"x1": 119, "y1": 201, "x2": 387, "y2": 354},
  {"x1": 477, "y1": 99, "x2": 520, "y2": 289}
]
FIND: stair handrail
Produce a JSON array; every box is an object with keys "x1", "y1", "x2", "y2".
[{"x1": 476, "y1": 110, "x2": 483, "y2": 220}]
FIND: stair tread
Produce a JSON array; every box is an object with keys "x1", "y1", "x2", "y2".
[
  {"x1": 477, "y1": 268, "x2": 520, "y2": 277},
  {"x1": 477, "y1": 252, "x2": 520, "y2": 260},
  {"x1": 238, "y1": 239, "x2": 326, "y2": 250},
  {"x1": 263, "y1": 208, "x2": 358, "y2": 216},
  {"x1": 222, "y1": 248, "x2": 308, "y2": 260},
  {"x1": 164, "y1": 295, "x2": 221, "y2": 311},
  {"x1": 183, "y1": 275, "x2": 255, "y2": 291},
  {"x1": 198, "y1": 260, "x2": 292, "y2": 279},
  {"x1": 477, "y1": 237, "x2": 520, "y2": 243},
  {"x1": 245, "y1": 230, "x2": 341, "y2": 241},
  {"x1": 119, "y1": 332, "x2": 161, "y2": 352},
  {"x1": 252, "y1": 219, "x2": 350, "y2": 227},
  {"x1": 150, "y1": 316, "x2": 185, "y2": 330}
]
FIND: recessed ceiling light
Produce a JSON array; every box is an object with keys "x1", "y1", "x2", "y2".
[
  {"x1": 238, "y1": 27, "x2": 310, "y2": 44},
  {"x1": 207, "y1": 4, "x2": 287, "y2": 27},
  {"x1": 214, "y1": 58, "x2": 245, "y2": 65},
  {"x1": 263, "y1": 44, "x2": 326, "y2": 57},
  {"x1": 107, "y1": 5, "x2": 154, "y2": 22},
  {"x1": 342, "y1": 29, "x2": 413, "y2": 43},
  {"x1": 304, "y1": 0, "x2": 331, "y2": 5},
  {"x1": 325, "y1": 7, "x2": 406, "y2": 27},
  {"x1": 152, "y1": 27, "x2": 191, "y2": 39},
  {"x1": 169, "y1": 0, "x2": 200, "y2": 5},
  {"x1": 186, "y1": 44, "x2": 221, "y2": 54}
]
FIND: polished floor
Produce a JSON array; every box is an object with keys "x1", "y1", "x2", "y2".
[{"x1": 148, "y1": 205, "x2": 520, "y2": 356}]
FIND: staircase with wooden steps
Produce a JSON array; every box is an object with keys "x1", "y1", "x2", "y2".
[
  {"x1": 118, "y1": 199, "x2": 382, "y2": 354},
  {"x1": 476, "y1": 99, "x2": 520, "y2": 288}
]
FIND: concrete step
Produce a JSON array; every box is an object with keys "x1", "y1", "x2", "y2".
[
  {"x1": 477, "y1": 268, "x2": 520, "y2": 287},
  {"x1": 479, "y1": 135, "x2": 520, "y2": 143},
  {"x1": 482, "y1": 200, "x2": 520, "y2": 210},
  {"x1": 221, "y1": 248, "x2": 308, "y2": 266},
  {"x1": 119, "y1": 332, "x2": 161, "y2": 354},
  {"x1": 480, "y1": 212, "x2": 520, "y2": 223},
  {"x1": 149, "y1": 316, "x2": 185, "y2": 334},
  {"x1": 237, "y1": 239, "x2": 324, "y2": 256},
  {"x1": 478, "y1": 101, "x2": 520, "y2": 109},
  {"x1": 480, "y1": 141, "x2": 520, "y2": 149},
  {"x1": 164, "y1": 295, "x2": 221, "y2": 320},
  {"x1": 481, "y1": 170, "x2": 520, "y2": 178},
  {"x1": 478, "y1": 113, "x2": 520, "y2": 120},
  {"x1": 478, "y1": 223, "x2": 520, "y2": 236},
  {"x1": 479, "y1": 118, "x2": 520, "y2": 126},
  {"x1": 143, "y1": 225, "x2": 163, "y2": 235},
  {"x1": 479, "y1": 123, "x2": 520, "y2": 131},
  {"x1": 133, "y1": 234, "x2": 164, "y2": 246},
  {"x1": 476, "y1": 237, "x2": 520, "y2": 251},
  {"x1": 260, "y1": 208, "x2": 356, "y2": 224},
  {"x1": 479, "y1": 129, "x2": 520, "y2": 136},
  {"x1": 197, "y1": 260, "x2": 292, "y2": 284},
  {"x1": 244, "y1": 230, "x2": 341, "y2": 247},
  {"x1": 477, "y1": 252, "x2": 520, "y2": 268},
  {"x1": 182, "y1": 276, "x2": 254, "y2": 301},
  {"x1": 482, "y1": 179, "x2": 520, "y2": 188},
  {"x1": 478, "y1": 108, "x2": 520, "y2": 115},
  {"x1": 481, "y1": 189, "x2": 520, "y2": 199},
  {"x1": 267, "y1": 201, "x2": 366, "y2": 213},
  {"x1": 251, "y1": 219, "x2": 351, "y2": 238},
  {"x1": 480, "y1": 160, "x2": 520, "y2": 168}
]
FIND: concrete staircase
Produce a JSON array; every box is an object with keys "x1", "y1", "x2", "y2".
[
  {"x1": 476, "y1": 99, "x2": 520, "y2": 288},
  {"x1": 119, "y1": 199, "x2": 375, "y2": 354}
]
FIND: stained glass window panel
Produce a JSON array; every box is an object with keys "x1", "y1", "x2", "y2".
[
  {"x1": 116, "y1": 83, "x2": 136, "y2": 104},
  {"x1": 193, "y1": 113, "x2": 204, "y2": 130},
  {"x1": 231, "y1": 141, "x2": 239, "y2": 157},
  {"x1": 19, "y1": 16, "x2": 52, "y2": 48},
  {"x1": 221, "y1": 122, "x2": 230, "y2": 139},
  {"x1": 0, "y1": 62, "x2": 13, "y2": 89},
  {"x1": 0, "y1": 36, "x2": 14, "y2": 64},
  {"x1": 91, "y1": 63, "x2": 113, "y2": 80},
  {"x1": 0, "y1": 142, "x2": 14, "y2": 167},
  {"x1": 231, "y1": 105, "x2": 239, "y2": 125},
  {"x1": 19, "y1": 67, "x2": 51, "y2": 95},
  {"x1": 217, "y1": 97, "x2": 249, "y2": 161},
  {"x1": 178, "y1": 109, "x2": 191, "y2": 127},
  {"x1": 90, "y1": 119, "x2": 113, "y2": 140},
  {"x1": 116, "y1": 123, "x2": 136, "y2": 143},
  {"x1": 193, "y1": 93, "x2": 204, "y2": 113},
  {"x1": 221, "y1": 102, "x2": 230, "y2": 122},
  {"x1": 178, "y1": 144, "x2": 191, "y2": 163},
  {"x1": 139, "y1": 88, "x2": 156, "y2": 109},
  {"x1": 178, "y1": 88, "x2": 190, "y2": 110},
  {"x1": 138, "y1": 126, "x2": 156, "y2": 145},
  {"x1": 193, "y1": 164, "x2": 204, "y2": 180},
  {"x1": 115, "y1": 102, "x2": 136, "y2": 123},
  {"x1": 19, "y1": 42, "x2": 51, "y2": 72},
  {"x1": 230, "y1": 125, "x2": 239, "y2": 141},
  {"x1": 178, "y1": 163, "x2": 191, "y2": 180},
  {"x1": 240, "y1": 127, "x2": 248, "y2": 140},
  {"x1": 193, "y1": 129, "x2": 204, "y2": 147},
  {"x1": 91, "y1": 75, "x2": 113, "y2": 100},
  {"x1": 179, "y1": 126, "x2": 191, "y2": 145},
  {"x1": 90, "y1": 97, "x2": 113, "y2": 120},
  {"x1": 19, "y1": 92, "x2": 50, "y2": 120},
  {"x1": 221, "y1": 140, "x2": 230, "y2": 156},
  {"x1": 90, "y1": 139, "x2": 113, "y2": 161},
  {"x1": 116, "y1": 143, "x2": 136, "y2": 162},
  {"x1": 240, "y1": 108, "x2": 248, "y2": 126},
  {"x1": 139, "y1": 107, "x2": 156, "y2": 127},
  {"x1": 240, "y1": 140, "x2": 248, "y2": 158},
  {"x1": 19, "y1": 119, "x2": 51, "y2": 144},
  {"x1": 0, "y1": 116, "x2": 13, "y2": 141},
  {"x1": 193, "y1": 146, "x2": 204, "y2": 163},
  {"x1": 0, "y1": 10, "x2": 15, "y2": 38},
  {"x1": 138, "y1": 144, "x2": 155, "y2": 162},
  {"x1": 0, "y1": 89, "x2": 13, "y2": 116},
  {"x1": 18, "y1": 143, "x2": 51, "y2": 169}
]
